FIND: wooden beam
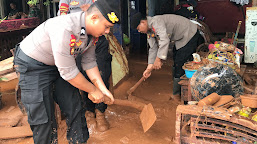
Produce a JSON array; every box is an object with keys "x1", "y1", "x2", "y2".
[
  {"x1": 0, "y1": 126, "x2": 33, "y2": 139},
  {"x1": 0, "y1": 57, "x2": 14, "y2": 76}
]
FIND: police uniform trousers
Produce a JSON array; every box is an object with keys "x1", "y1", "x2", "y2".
[
  {"x1": 76, "y1": 35, "x2": 111, "y2": 113},
  {"x1": 172, "y1": 30, "x2": 200, "y2": 95},
  {"x1": 13, "y1": 45, "x2": 89, "y2": 144}
]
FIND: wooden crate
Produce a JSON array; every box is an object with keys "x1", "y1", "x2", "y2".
[
  {"x1": 179, "y1": 75, "x2": 194, "y2": 103},
  {"x1": 175, "y1": 105, "x2": 257, "y2": 144}
]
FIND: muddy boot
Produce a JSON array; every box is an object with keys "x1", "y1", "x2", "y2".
[
  {"x1": 85, "y1": 111, "x2": 96, "y2": 125},
  {"x1": 95, "y1": 109, "x2": 109, "y2": 132},
  {"x1": 173, "y1": 78, "x2": 181, "y2": 95},
  {"x1": 170, "y1": 78, "x2": 181, "y2": 100}
]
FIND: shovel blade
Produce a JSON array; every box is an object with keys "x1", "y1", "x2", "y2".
[{"x1": 139, "y1": 103, "x2": 157, "y2": 133}]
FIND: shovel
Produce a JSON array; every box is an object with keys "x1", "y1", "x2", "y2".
[
  {"x1": 103, "y1": 95, "x2": 157, "y2": 133},
  {"x1": 127, "y1": 67, "x2": 154, "y2": 96}
]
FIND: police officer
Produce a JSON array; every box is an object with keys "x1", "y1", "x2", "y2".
[
  {"x1": 58, "y1": 0, "x2": 112, "y2": 132},
  {"x1": 58, "y1": 0, "x2": 92, "y2": 15},
  {"x1": 13, "y1": 0, "x2": 120, "y2": 143},
  {"x1": 131, "y1": 13, "x2": 200, "y2": 100}
]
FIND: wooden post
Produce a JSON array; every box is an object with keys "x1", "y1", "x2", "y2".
[
  {"x1": 174, "y1": 0, "x2": 179, "y2": 11},
  {"x1": 39, "y1": 0, "x2": 48, "y2": 22},
  {"x1": 253, "y1": 0, "x2": 257, "y2": 6},
  {"x1": 255, "y1": 81, "x2": 257, "y2": 95},
  {"x1": 0, "y1": 91, "x2": 2, "y2": 110},
  {"x1": 53, "y1": 2, "x2": 57, "y2": 17},
  {"x1": 0, "y1": 0, "x2": 5, "y2": 19}
]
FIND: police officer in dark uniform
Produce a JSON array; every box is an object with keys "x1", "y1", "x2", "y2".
[
  {"x1": 57, "y1": 0, "x2": 111, "y2": 132},
  {"x1": 13, "y1": 0, "x2": 120, "y2": 143}
]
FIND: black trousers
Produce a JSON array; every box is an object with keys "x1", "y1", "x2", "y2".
[
  {"x1": 173, "y1": 31, "x2": 200, "y2": 78},
  {"x1": 77, "y1": 36, "x2": 112, "y2": 113},
  {"x1": 14, "y1": 46, "x2": 89, "y2": 144}
]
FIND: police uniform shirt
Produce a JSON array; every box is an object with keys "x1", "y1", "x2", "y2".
[
  {"x1": 58, "y1": 0, "x2": 94, "y2": 15},
  {"x1": 20, "y1": 12, "x2": 97, "y2": 81},
  {"x1": 146, "y1": 14, "x2": 197, "y2": 64}
]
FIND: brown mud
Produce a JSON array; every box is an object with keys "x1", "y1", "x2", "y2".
[{"x1": 0, "y1": 55, "x2": 178, "y2": 144}]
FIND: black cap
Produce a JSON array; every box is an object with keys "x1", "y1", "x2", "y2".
[
  {"x1": 131, "y1": 12, "x2": 143, "y2": 29},
  {"x1": 94, "y1": 0, "x2": 120, "y2": 24}
]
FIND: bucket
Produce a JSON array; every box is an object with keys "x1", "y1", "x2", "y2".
[{"x1": 184, "y1": 69, "x2": 197, "y2": 78}]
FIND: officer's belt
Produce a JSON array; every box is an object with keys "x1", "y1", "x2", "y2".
[
  {"x1": 69, "y1": 7, "x2": 80, "y2": 10},
  {"x1": 16, "y1": 46, "x2": 45, "y2": 65}
]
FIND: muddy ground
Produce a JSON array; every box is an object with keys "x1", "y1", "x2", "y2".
[{"x1": 0, "y1": 55, "x2": 178, "y2": 144}]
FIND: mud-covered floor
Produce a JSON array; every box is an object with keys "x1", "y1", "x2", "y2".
[{"x1": 0, "y1": 55, "x2": 178, "y2": 144}]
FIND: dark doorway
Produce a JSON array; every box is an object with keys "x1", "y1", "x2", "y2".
[{"x1": 130, "y1": 0, "x2": 147, "y2": 55}]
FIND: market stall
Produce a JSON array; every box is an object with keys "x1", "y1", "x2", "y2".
[{"x1": 0, "y1": 17, "x2": 40, "y2": 61}]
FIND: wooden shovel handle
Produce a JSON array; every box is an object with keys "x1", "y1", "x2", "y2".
[
  {"x1": 104, "y1": 95, "x2": 145, "y2": 111},
  {"x1": 127, "y1": 77, "x2": 145, "y2": 95},
  {"x1": 244, "y1": 86, "x2": 254, "y2": 93},
  {"x1": 127, "y1": 67, "x2": 154, "y2": 95}
]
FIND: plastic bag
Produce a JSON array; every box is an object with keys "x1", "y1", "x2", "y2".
[
  {"x1": 238, "y1": 106, "x2": 251, "y2": 118},
  {"x1": 190, "y1": 62, "x2": 244, "y2": 101}
]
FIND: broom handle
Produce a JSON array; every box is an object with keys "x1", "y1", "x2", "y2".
[{"x1": 233, "y1": 21, "x2": 242, "y2": 46}]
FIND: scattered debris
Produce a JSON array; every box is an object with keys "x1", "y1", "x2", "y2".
[{"x1": 198, "y1": 93, "x2": 220, "y2": 107}]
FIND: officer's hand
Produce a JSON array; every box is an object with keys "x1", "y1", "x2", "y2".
[
  {"x1": 102, "y1": 89, "x2": 114, "y2": 105},
  {"x1": 143, "y1": 69, "x2": 151, "y2": 79},
  {"x1": 153, "y1": 58, "x2": 163, "y2": 70},
  {"x1": 88, "y1": 87, "x2": 104, "y2": 104},
  {"x1": 143, "y1": 64, "x2": 153, "y2": 79}
]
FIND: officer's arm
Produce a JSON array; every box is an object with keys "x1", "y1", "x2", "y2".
[
  {"x1": 58, "y1": 0, "x2": 69, "y2": 15},
  {"x1": 50, "y1": 29, "x2": 97, "y2": 94},
  {"x1": 81, "y1": 45, "x2": 114, "y2": 102},
  {"x1": 142, "y1": 37, "x2": 158, "y2": 78},
  {"x1": 153, "y1": 19, "x2": 170, "y2": 61},
  {"x1": 85, "y1": 66, "x2": 109, "y2": 94},
  {"x1": 147, "y1": 37, "x2": 158, "y2": 64},
  {"x1": 81, "y1": 45, "x2": 108, "y2": 92},
  {"x1": 68, "y1": 72, "x2": 97, "y2": 93}
]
